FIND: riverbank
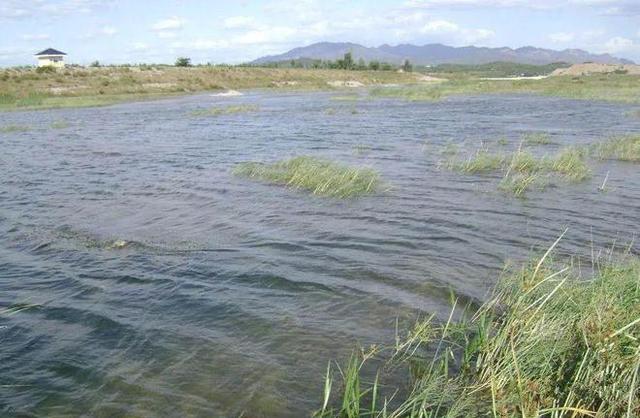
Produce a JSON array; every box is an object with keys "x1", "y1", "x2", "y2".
[
  {"x1": 0, "y1": 66, "x2": 419, "y2": 111},
  {"x1": 317, "y1": 239, "x2": 640, "y2": 417}
]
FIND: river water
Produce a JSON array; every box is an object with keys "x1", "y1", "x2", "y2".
[{"x1": 1, "y1": 91, "x2": 639, "y2": 417}]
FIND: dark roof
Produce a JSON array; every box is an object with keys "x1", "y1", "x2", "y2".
[{"x1": 35, "y1": 48, "x2": 67, "y2": 56}]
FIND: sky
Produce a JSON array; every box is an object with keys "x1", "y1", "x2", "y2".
[{"x1": 1, "y1": 0, "x2": 640, "y2": 66}]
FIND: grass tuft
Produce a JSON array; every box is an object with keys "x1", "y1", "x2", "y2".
[
  {"x1": 50, "y1": 120, "x2": 70, "y2": 129},
  {"x1": 233, "y1": 156, "x2": 381, "y2": 198},
  {"x1": 191, "y1": 104, "x2": 259, "y2": 117},
  {"x1": 591, "y1": 135, "x2": 640, "y2": 162},
  {"x1": 523, "y1": 132, "x2": 553, "y2": 145},
  {"x1": 0, "y1": 124, "x2": 30, "y2": 133},
  {"x1": 316, "y1": 243, "x2": 640, "y2": 417}
]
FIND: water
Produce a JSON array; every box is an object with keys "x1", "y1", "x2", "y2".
[{"x1": 1, "y1": 91, "x2": 639, "y2": 417}]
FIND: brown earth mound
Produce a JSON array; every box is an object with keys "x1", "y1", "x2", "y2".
[{"x1": 552, "y1": 63, "x2": 640, "y2": 76}]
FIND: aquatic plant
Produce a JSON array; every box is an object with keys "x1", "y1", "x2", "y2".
[
  {"x1": 190, "y1": 104, "x2": 259, "y2": 117},
  {"x1": 233, "y1": 156, "x2": 381, "y2": 198},
  {"x1": 446, "y1": 149, "x2": 505, "y2": 174},
  {"x1": 523, "y1": 132, "x2": 553, "y2": 145},
  {"x1": 591, "y1": 135, "x2": 640, "y2": 162},
  {"x1": 316, "y1": 239, "x2": 640, "y2": 417},
  {"x1": 447, "y1": 147, "x2": 591, "y2": 196},
  {"x1": 50, "y1": 120, "x2": 70, "y2": 129},
  {"x1": 0, "y1": 124, "x2": 30, "y2": 133}
]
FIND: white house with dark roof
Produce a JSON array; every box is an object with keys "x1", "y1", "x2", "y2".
[{"x1": 35, "y1": 48, "x2": 67, "y2": 68}]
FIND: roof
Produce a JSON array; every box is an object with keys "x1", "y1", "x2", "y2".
[{"x1": 35, "y1": 48, "x2": 67, "y2": 56}]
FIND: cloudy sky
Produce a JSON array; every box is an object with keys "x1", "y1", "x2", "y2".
[{"x1": 1, "y1": 0, "x2": 640, "y2": 66}]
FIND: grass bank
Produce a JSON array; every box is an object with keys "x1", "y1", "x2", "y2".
[
  {"x1": 370, "y1": 74, "x2": 640, "y2": 103},
  {"x1": 317, "y1": 238, "x2": 640, "y2": 417},
  {"x1": 233, "y1": 156, "x2": 381, "y2": 198},
  {"x1": 0, "y1": 66, "x2": 418, "y2": 111}
]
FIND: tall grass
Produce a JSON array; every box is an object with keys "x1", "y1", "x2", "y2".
[
  {"x1": 591, "y1": 135, "x2": 640, "y2": 162},
  {"x1": 447, "y1": 147, "x2": 590, "y2": 196},
  {"x1": 316, "y1": 239, "x2": 640, "y2": 417},
  {"x1": 233, "y1": 156, "x2": 381, "y2": 198}
]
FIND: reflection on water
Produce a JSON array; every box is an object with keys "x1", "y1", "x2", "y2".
[{"x1": 1, "y1": 91, "x2": 639, "y2": 417}]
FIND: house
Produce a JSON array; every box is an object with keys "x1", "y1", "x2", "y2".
[{"x1": 35, "y1": 48, "x2": 67, "y2": 68}]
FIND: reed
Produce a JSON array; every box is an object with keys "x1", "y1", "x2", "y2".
[
  {"x1": 591, "y1": 135, "x2": 640, "y2": 162},
  {"x1": 233, "y1": 156, "x2": 381, "y2": 198},
  {"x1": 190, "y1": 104, "x2": 259, "y2": 117},
  {"x1": 316, "y1": 240, "x2": 640, "y2": 417},
  {"x1": 0, "y1": 124, "x2": 30, "y2": 133}
]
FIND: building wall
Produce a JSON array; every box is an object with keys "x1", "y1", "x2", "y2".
[{"x1": 37, "y1": 56, "x2": 65, "y2": 68}]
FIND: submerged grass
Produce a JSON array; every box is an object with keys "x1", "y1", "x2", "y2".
[
  {"x1": 591, "y1": 135, "x2": 640, "y2": 162},
  {"x1": 317, "y1": 239, "x2": 640, "y2": 417},
  {"x1": 233, "y1": 156, "x2": 381, "y2": 198},
  {"x1": 0, "y1": 124, "x2": 30, "y2": 133},
  {"x1": 190, "y1": 104, "x2": 259, "y2": 117},
  {"x1": 523, "y1": 132, "x2": 553, "y2": 145},
  {"x1": 447, "y1": 146, "x2": 590, "y2": 196},
  {"x1": 50, "y1": 120, "x2": 70, "y2": 129}
]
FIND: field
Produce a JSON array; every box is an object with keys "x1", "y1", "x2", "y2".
[{"x1": 0, "y1": 66, "x2": 417, "y2": 110}]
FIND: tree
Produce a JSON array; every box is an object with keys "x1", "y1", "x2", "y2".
[
  {"x1": 368, "y1": 60, "x2": 380, "y2": 71},
  {"x1": 343, "y1": 52, "x2": 354, "y2": 70},
  {"x1": 175, "y1": 57, "x2": 192, "y2": 67},
  {"x1": 402, "y1": 59, "x2": 413, "y2": 72},
  {"x1": 90, "y1": 60, "x2": 101, "y2": 67}
]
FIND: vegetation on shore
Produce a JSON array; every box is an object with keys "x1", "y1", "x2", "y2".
[
  {"x1": 316, "y1": 239, "x2": 640, "y2": 417},
  {"x1": 370, "y1": 74, "x2": 640, "y2": 104},
  {"x1": 0, "y1": 66, "x2": 417, "y2": 111},
  {"x1": 233, "y1": 156, "x2": 381, "y2": 198}
]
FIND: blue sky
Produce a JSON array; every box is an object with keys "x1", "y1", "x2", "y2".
[{"x1": 1, "y1": 0, "x2": 640, "y2": 66}]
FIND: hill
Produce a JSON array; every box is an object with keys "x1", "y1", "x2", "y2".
[{"x1": 251, "y1": 42, "x2": 633, "y2": 66}]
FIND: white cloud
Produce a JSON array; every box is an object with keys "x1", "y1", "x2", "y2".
[
  {"x1": 223, "y1": 16, "x2": 258, "y2": 30},
  {"x1": 421, "y1": 20, "x2": 459, "y2": 33},
  {"x1": 100, "y1": 26, "x2": 117, "y2": 36},
  {"x1": 549, "y1": 32, "x2": 575, "y2": 43},
  {"x1": 21, "y1": 33, "x2": 50, "y2": 41},
  {"x1": 151, "y1": 16, "x2": 185, "y2": 32},
  {"x1": 603, "y1": 36, "x2": 635, "y2": 53}
]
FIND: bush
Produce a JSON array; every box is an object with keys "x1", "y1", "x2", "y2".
[
  {"x1": 175, "y1": 57, "x2": 192, "y2": 67},
  {"x1": 36, "y1": 66, "x2": 56, "y2": 74}
]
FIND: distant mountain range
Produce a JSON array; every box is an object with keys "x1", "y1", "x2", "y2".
[{"x1": 251, "y1": 42, "x2": 633, "y2": 66}]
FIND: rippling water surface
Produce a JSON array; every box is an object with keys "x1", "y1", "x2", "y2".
[{"x1": 1, "y1": 91, "x2": 639, "y2": 417}]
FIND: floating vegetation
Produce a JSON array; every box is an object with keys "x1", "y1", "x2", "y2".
[
  {"x1": 330, "y1": 95, "x2": 360, "y2": 102},
  {"x1": 190, "y1": 104, "x2": 259, "y2": 117},
  {"x1": 447, "y1": 147, "x2": 590, "y2": 196},
  {"x1": 233, "y1": 156, "x2": 381, "y2": 198},
  {"x1": 591, "y1": 135, "x2": 640, "y2": 162},
  {"x1": 50, "y1": 120, "x2": 70, "y2": 129},
  {"x1": 316, "y1": 241, "x2": 640, "y2": 417},
  {"x1": 0, "y1": 124, "x2": 30, "y2": 133},
  {"x1": 523, "y1": 132, "x2": 553, "y2": 145}
]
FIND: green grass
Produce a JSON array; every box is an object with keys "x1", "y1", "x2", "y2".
[
  {"x1": 0, "y1": 124, "x2": 30, "y2": 133},
  {"x1": 369, "y1": 74, "x2": 640, "y2": 104},
  {"x1": 191, "y1": 104, "x2": 259, "y2": 117},
  {"x1": 591, "y1": 135, "x2": 640, "y2": 162},
  {"x1": 50, "y1": 120, "x2": 70, "y2": 129},
  {"x1": 447, "y1": 147, "x2": 591, "y2": 196},
  {"x1": 316, "y1": 238, "x2": 640, "y2": 417},
  {"x1": 523, "y1": 132, "x2": 553, "y2": 145},
  {"x1": 233, "y1": 156, "x2": 381, "y2": 198}
]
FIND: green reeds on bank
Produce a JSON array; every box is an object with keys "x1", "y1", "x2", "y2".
[
  {"x1": 316, "y1": 238, "x2": 640, "y2": 417},
  {"x1": 233, "y1": 156, "x2": 381, "y2": 198}
]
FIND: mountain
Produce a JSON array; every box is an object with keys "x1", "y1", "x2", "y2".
[{"x1": 251, "y1": 42, "x2": 633, "y2": 66}]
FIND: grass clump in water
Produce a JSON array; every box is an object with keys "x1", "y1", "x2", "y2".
[
  {"x1": 316, "y1": 240, "x2": 640, "y2": 417},
  {"x1": 191, "y1": 104, "x2": 258, "y2": 117},
  {"x1": 591, "y1": 135, "x2": 640, "y2": 162},
  {"x1": 523, "y1": 132, "x2": 553, "y2": 145},
  {"x1": 50, "y1": 120, "x2": 70, "y2": 129},
  {"x1": 0, "y1": 124, "x2": 30, "y2": 133},
  {"x1": 446, "y1": 149, "x2": 505, "y2": 173},
  {"x1": 233, "y1": 156, "x2": 381, "y2": 198}
]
